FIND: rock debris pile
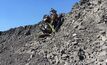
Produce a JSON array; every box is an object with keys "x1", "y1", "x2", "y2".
[{"x1": 0, "y1": 0, "x2": 107, "y2": 65}]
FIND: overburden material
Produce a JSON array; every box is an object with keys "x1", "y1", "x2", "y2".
[{"x1": 0, "y1": 0, "x2": 107, "y2": 65}]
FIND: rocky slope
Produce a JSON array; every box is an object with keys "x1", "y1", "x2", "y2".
[{"x1": 0, "y1": 0, "x2": 107, "y2": 65}]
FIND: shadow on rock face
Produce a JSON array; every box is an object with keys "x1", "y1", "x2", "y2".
[
  {"x1": 0, "y1": 31, "x2": 2, "y2": 35},
  {"x1": 80, "y1": 0, "x2": 89, "y2": 5},
  {"x1": 25, "y1": 30, "x2": 31, "y2": 36},
  {"x1": 38, "y1": 34, "x2": 51, "y2": 38},
  {"x1": 78, "y1": 49, "x2": 86, "y2": 61}
]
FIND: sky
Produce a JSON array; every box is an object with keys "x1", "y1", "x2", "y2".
[{"x1": 0, "y1": 0, "x2": 79, "y2": 31}]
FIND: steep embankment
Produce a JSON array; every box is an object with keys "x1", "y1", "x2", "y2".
[{"x1": 0, "y1": 0, "x2": 107, "y2": 65}]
